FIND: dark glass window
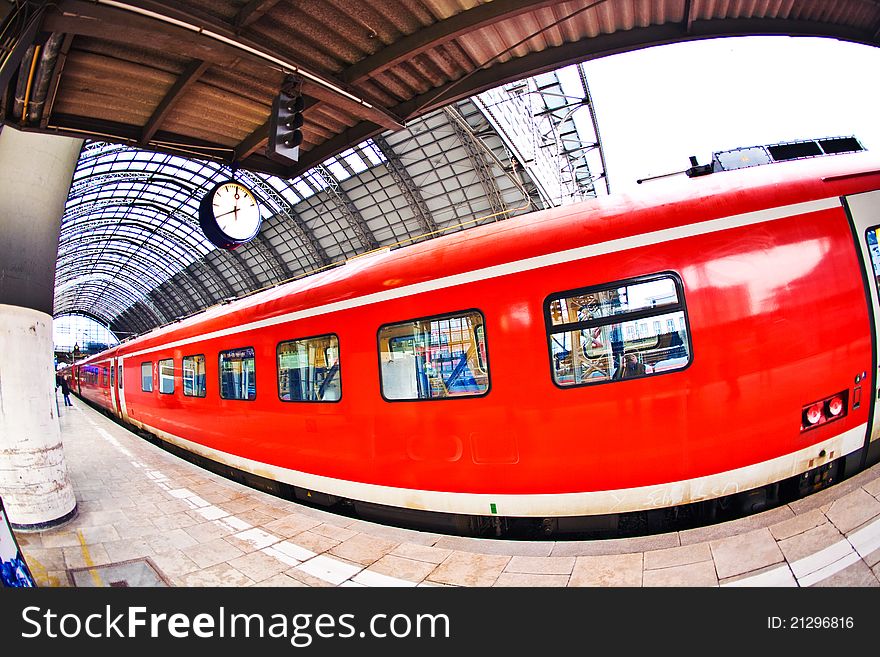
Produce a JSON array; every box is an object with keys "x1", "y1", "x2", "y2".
[
  {"x1": 141, "y1": 362, "x2": 153, "y2": 392},
  {"x1": 183, "y1": 355, "x2": 206, "y2": 398},
  {"x1": 219, "y1": 347, "x2": 256, "y2": 400},
  {"x1": 277, "y1": 335, "x2": 340, "y2": 402},
  {"x1": 158, "y1": 359, "x2": 174, "y2": 394},
  {"x1": 546, "y1": 274, "x2": 691, "y2": 387},
  {"x1": 379, "y1": 310, "x2": 489, "y2": 400}
]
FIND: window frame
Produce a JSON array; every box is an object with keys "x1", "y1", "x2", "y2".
[
  {"x1": 182, "y1": 354, "x2": 207, "y2": 398},
  {"x1": 140, "y1": 361, "x2": 153, "y2": 392},
  {"x1": 863, "y1": 225, "x2": 880, "y2": 298},
  {"x1": 543, "y1": 271, "x2": 693, "y2": 389},
  {"x1": 276, "y1": 333, "x2": 342, "y2": 403},
  {"x1": 218, "y1": 346, "x2": 257, "y2": 401},
  {"x1": 158, "y1": 358, "x2": 175, "y2": 395},
  {"x1": 377, "y1": 308, "x2": 491, "y2": 403}
]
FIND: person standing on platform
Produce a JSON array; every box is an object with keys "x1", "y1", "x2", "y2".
[{"x1": 60, "y1": 377, "x2": 72, "y2": 407}]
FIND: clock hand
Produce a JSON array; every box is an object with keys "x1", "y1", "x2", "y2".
[{"x1": 215, "y1": 208, "x2": 238, "y2": 219}]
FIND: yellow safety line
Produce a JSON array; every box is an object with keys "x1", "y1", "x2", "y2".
[
  {"x1": 76, "y1": 530, "x2": 105, "y2": 587},
  {"x1": 22, "y1": 554, "x2": 59, "y2": 587}
]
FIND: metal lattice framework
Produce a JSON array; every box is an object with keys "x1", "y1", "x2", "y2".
[{"x1": 54, "y1": 64, "x2": 607, "y2": 338}]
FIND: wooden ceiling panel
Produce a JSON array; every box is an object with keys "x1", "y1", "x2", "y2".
[{"x1": 54, "y1": 52, "x2": 170, "y2": 124}]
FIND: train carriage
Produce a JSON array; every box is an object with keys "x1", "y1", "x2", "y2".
[{"x1": 64, "y1": 138, "x2": 880, "y2": 537}]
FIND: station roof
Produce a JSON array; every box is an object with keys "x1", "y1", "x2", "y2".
[
  {"x1": 53, "y1": 92, "x2": 556, "y2": 337},
  {"x1": 2, "y1": 1, "x2": 879, "y2": 178}
]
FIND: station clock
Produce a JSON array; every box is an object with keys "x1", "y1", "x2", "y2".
[{"x1": 198, "y1": 179, "x2": 262, "y2": 250}]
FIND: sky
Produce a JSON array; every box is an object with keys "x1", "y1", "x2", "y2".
[{"x1": 574, "y1": 36, "x2": 880, "y2": 194}]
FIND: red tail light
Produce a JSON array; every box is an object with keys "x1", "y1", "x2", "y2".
[
  {"x1": 805, "y1": 403, "x2": 824, "y2": 425},
  {"x1": 801, "y1": 391, "x2": 848, "y2": 432},
  {"x1": 826, "y1": 396, "x2": 844, "y2": 417}
]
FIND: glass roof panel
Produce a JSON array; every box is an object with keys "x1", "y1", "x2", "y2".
[{"x1": 55, "y1": 67, "x2": 603, "y2": 334}]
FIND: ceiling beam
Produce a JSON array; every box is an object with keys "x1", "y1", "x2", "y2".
[
  {"x1": 234, "y1": 120, "x2": 270, "y2": 162},
  {"x1": 38, "y1": 112, "x2": 288, "y2": 177},
  {"x1": 42, "y1": 1, "x2": 243, "y2": 67},
  {"x1": 340, "y1": 0, "x2": 562, "y2": 85},
  {"x1": 140, "y1": 59, "x2": 210, "y2": 146},
  {"x1": 39, "y1": 33, "x2": 75, "y2": 129},
  {"x1": 234, "y1": 0, "x2": 283, "y2": 30},
  {"x1": 44, "y1": 112, "x2": 206, "y2": 150},
  {"x1": 684, "y1": 0, "x2": 695, "y2": 35}
]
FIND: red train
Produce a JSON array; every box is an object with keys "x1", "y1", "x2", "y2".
[{"x1": 64, "y1": 137, "x2": 880, "y2": 537}]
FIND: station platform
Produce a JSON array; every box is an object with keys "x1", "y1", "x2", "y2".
[{"x1": 14, "y1": 394, "x2": 880, "y2": 588}]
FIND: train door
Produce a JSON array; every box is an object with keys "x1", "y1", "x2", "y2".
[
  {"x1": 845, "y1": 189, "x2": 880, "y2": 460},
  {"x1": 109, "y1": 362, "x2": 118, "y2": 413},
  {"x1": 116, "y1": 356, "x2": 128, "y2": 419}
]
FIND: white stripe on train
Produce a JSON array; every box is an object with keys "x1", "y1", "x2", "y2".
[
  {"x1": 122, "y1": 196, "x2": 842, "y2": 359},
  {"x1": 128, "y1": 417, "x2": 864, "y2": 517}
]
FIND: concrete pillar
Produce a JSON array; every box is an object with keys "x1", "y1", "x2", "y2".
[{"x1": 0, "y1": 126, "x2": 82, "y2": 529}]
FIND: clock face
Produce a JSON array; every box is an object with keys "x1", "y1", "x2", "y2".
[
  {"x1": 211, "y1": 182, "x2": 261, "y2": 240},
  {"x1": 199, "y1": 180, "x2": 262, "y2": 249}
]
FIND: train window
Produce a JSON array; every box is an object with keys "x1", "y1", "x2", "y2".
[
  {"x1": 219, "y1": 347, "x2": 256, "y2": 400},
  {"x1": 183, "y1": 355, "x2": 206, "y2": 397},
  {"x1": 158, "y1": 359, "x2": 174, "y2": 394},
  {"x1": 378, "y1": 310, "x2": 489, "y2": 401},
  {"x1": 277, "y1": 334, "x2": 340, "y2": 402},
  {"x1": 110, "y1": 366, "x2": 114, "y2": 388},
  {"x1": 118, "y1": 365, "x2": 123, "y2": 389},
  {"x1": 141, "y1": 362, "x2": 153, "y2": 392},
  {"x1": 545, "y1": 273, "x2": 692, "y2": 387}
]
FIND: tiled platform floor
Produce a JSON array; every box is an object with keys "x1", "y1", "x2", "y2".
[{"x1": 14, "y1": 395, "x2": 880, "y2": 587}]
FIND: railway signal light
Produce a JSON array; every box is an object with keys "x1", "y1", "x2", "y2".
[{"x1": 267, "y1": 89, "x2": 304, "y2": 165}]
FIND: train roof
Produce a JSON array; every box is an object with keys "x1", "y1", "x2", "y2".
[{"x1": 78, "y1": 147, "x2": 880, "y2": 362}]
